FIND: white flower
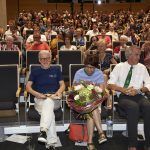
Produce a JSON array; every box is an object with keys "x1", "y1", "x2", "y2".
[
  {"x1": 87, "y1": 84, "x2": 94, "y2": 90},
  {"x1": 94, "y1": 86, "x2": 103, "y2": 93},
  {"x1": 74, "y1": 95, "x2": 80, "y2": 100},
  {"x1": 74, "y1": 84, "x2": 84, "y2": 91}
]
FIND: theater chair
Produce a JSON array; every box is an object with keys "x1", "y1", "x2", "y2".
[
  {"x1": 0, "y1": 51, "x2": 21, "y2": 66},
  {"x1": 26, "y1": 50, "x2": 40, "y2": 70},
  {"x1": 24, "y1": 64, "x2": 65, "y2": 126},
  {"x1": 57, "y1": 50, "x2": 82, "y2": 82},
  {"x1": 0, "y1": 64, "x2": 21, "y2": 124}
]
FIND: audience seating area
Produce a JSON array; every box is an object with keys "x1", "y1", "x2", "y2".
[{"x1": 0, "y1": 7, "x2": 150, "y2": 136}]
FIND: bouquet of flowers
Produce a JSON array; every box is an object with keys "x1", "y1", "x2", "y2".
[{"x1": 68, "y1": 80, "x2": 107, "y2": 116}]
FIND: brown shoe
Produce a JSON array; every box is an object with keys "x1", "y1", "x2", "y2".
[{"x1": 98, "y1": 132, "x2": 107, "y2": 144}]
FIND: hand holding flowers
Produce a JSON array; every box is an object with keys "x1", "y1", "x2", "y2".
[{"x1": 68, "y1": 81, "x2": 107, "y2": 115}]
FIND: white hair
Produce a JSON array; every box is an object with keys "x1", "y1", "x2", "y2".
[
  {"x1": 5, "y1": 35, "x2": 14, "y2": 41},
  {"x1": 38, "y1": 50, "x2": 52, "y2": 59},
  {"x1": 120, "y1": 35, "x2": 128, "y2": 41}
]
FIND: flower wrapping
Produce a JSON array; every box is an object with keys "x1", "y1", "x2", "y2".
[{"x1": 68, "y1": 81, "x2": 107, "y2": 114}]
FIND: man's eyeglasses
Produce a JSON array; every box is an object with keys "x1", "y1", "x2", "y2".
[{"x1": 40, "y1": 57, "x2": 50, "y2": 61}]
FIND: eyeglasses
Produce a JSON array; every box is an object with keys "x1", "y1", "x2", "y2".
[{"x1": 40, "y1": 57, "x2": 50, "y2": 61}]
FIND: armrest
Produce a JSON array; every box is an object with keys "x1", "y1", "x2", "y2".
[
  {"x1": 24, "y1": 90, "x2": 29, "y2": 98},
  {"x1": 16, "y1": 87, "x2": 21, "y2": 97}
]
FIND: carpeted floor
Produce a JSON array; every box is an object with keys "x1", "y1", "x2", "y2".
[{"x1": 0, "y1": 132, "x2": 145, "y2": 150}]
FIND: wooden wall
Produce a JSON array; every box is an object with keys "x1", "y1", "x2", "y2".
[
  {"x1": 6, "y1": 0, "x2": 150, "y2": 22},
  {"x1": 0, "y1": 0, "x2": 7, "y2": 29}
]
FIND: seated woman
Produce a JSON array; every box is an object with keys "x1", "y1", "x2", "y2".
[
  {"x1": 0, "y1": 35, "x2": 22, "y2": 55},
  {"x1": 50, "y1": 30, "x2": 64, "y2": 62},
  {"x1": 73, "y1": 28, "x2": 87, "y2": 51},
  {"x1": 72, "y1": 55, "x2": 107, "y2": 150},
  {"x1": 60, "y1": 34, "x2": 77, "y2": 51},
  {"x1": 113, "y1": 35, "x2": 129, "y2": 61},
  {"x1": 97, "y1": 41, "x2": 117, "y2": 76},
  {"x1": 97, "y1": 28, "x2": 112, "y2": 48},
  {"x1": 87, "y1": 36, "x2": 99, "y2": 51}
]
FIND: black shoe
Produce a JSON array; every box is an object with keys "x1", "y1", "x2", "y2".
[
  {"x1": 38, "y1": 131, "x2": 47, "y2": 143},
  {"x1": 46, "y1": 145, "x2": 56, "y2": 150}
]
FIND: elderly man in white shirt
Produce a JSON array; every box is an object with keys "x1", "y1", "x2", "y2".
[{"x1": 108, "y1": 45, "x2": 150, "y2": 150}]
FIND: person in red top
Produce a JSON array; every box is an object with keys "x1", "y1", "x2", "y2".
[
  {"x1": 26, "y1": 30, "x2": 50, "y2": 51},
  {"x1": 97, "y1": 28, "x2": 112, "y2": 48}
]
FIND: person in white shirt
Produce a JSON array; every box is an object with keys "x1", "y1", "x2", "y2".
[
  {"x1": 44, "y1": 25, "x2": 57, "y2": 41},
  {"x1": 26, "y1": 26, "x2": 47, "y2": 45},
  {"x1": 60, "y1": 34, "x2": 77, "y2": 51},
  {"x1": 106, "y1": 23, "x2": 119, "y2": 42},
  {"x1": 108, "y1": 45, "x2": 150, "y2": 150},
  {"x1": 86, "y1": 23, "x2": 100, "y2": 40}
]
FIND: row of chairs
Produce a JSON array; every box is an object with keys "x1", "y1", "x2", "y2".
[
  {"x1": 0, "y1": 64, "x2": 110, "y2": 126},
  {"x1": 0, "y1": 49, "x2": 145, "y2": 68}
]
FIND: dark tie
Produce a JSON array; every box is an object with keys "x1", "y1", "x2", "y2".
[{"x1": 124, "y1": 66, "x2": 133, "y2": 88}]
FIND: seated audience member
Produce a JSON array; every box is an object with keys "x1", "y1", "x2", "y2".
[
  {"x1": 5, "y1": 25, "x2": 23, "y2": 43},
  {"x1": 26, "y1": 28, "x2": 47, "y2": 45},
  {"x1": 68, "y1": 25, "x2": 76, "y2": 38},
  {"x1": 113, "y1": 35, "x2": 129, "y2": 61},
  {"x1": 0, "y1": 35, "x2": 22, "y2": 55},
  {"x1": 26, "y1": 31, "x2": 50, "y2": 51},
  {"x1": 97, "y1": 41, "x2": 117, "y2": 76},
  {"x1": 142, "y1": 41, "x2": 150, "y2": 72},
  {"x1": 87, "y1": 36, "x2": 99, "y2": 51},
  {"x1": 26, "y1": 50, "x2": 65, "y2": 150},
  {"x1": 130, "y1": 28, "x2": 140, "y2": 45},
  {"x1": 108, "y1": 45, "x2": 150, "y2": 150},
  {"x1": 44, "y1": 25, "x2": 57, "y2": 41},
  {"x1": 98, "y1": 28, "x2": 112, "y2": 48},
  {"x1": 86, "y1": 23, "x2": 100, "y2": 40},
  {"x1": 73, "y1": 28, "x2": 87, "y2": 51},
  {"x1": 106, "y1": 23, "x2": 119, "y2": 42},
  {"x1": 50, "y1": 31, "x2": 64, "y2": 61},
  {"x1": 22, "y1": 21, "x2": 33, "y2": 38},
  {"x1": 5, "y1": 20, "x2": 20, "y2": 37},
  {"x1": 83, "y1": 36, "x2": 99, "y2": 62},
  {"x1": 113, "y1": 35, "x2": 128, "y2": 54},
  {"x1": 60, "y1": 34, "x2": 77, "y2": 50},
  {"x1": 72, "y1": 55, "x2": 107, "y2": 150}
]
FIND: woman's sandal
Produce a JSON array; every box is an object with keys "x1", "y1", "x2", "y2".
[
  {"x1": 87, "y1": 143, "x2": 97, "y2": 150},
  {"x1": 98, "y1": 132, "x2": 107, "y2": 144}
]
